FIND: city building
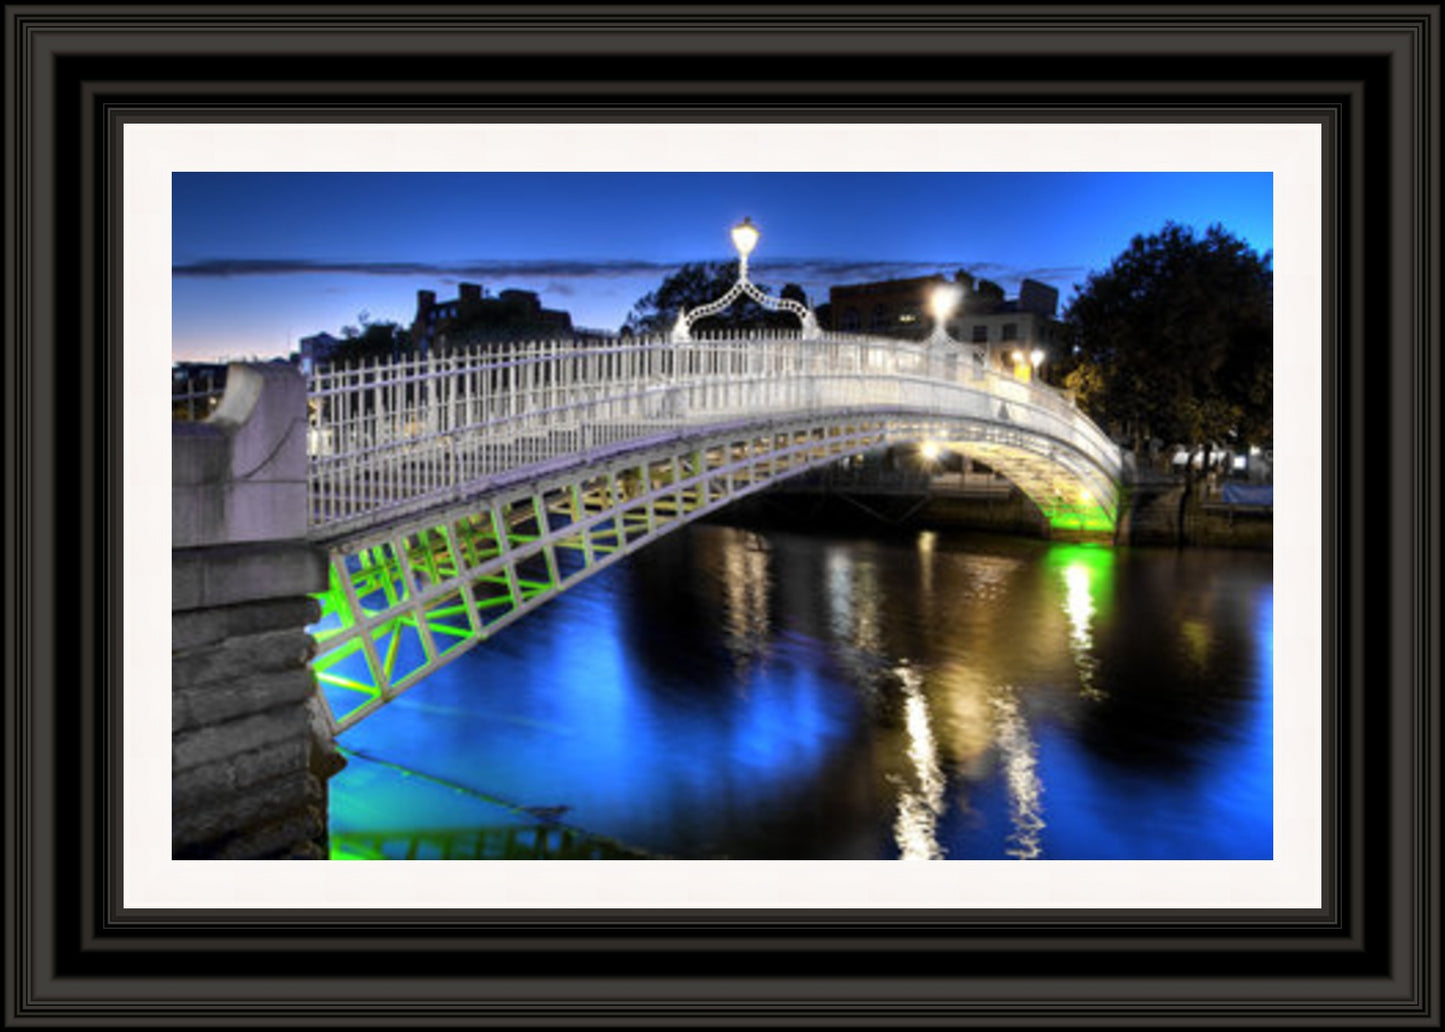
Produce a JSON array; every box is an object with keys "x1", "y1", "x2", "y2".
[
  {"x1": 297, "y1": 331, "x2": 344, "y2": 375},
  {"x1": 829, "y1": 274, "x2": 946, "y2": 338},
  {"x1": 411, "y1": 282, "x2": 573, "y2": 353},
  {"x1": 952, "y1": 278, "x2": 1061, "y2": 381},
  {"x1": 829, "y1": 273, "x2": 1062, "y2": 379}
]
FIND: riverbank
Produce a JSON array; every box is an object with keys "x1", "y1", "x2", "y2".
[{"x1": 719, "y1": 481, "x2": 1272, "y2": 550}]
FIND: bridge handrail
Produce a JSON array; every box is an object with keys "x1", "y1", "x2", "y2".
[{"x1": 305, "y1": 330, "x2": 1121, "y2": 534}]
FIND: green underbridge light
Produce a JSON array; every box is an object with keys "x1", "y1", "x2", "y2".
[{"x1": 1040, "y1": 487, "x2": 1115, "y2": 536}]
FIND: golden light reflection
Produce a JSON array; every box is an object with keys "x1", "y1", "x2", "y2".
[
  {"x1": 825, "y1": 548, "x2": 881, "y2": 654},
  {"x1": 1062, "y1": 562, "x2": 1104, "y2": 700},
  {"x1": 1180, "y1": 618, "x2": 1211, "y2": 670},
  {"x1": 918, "y1": 530, "x2": 936, "y2": 603},
  {"x1": 824, "y1": 547, "x2": 887, "y2": 693},
  {"x1": 892, "y1": 664, "x2": 948, "y2": 860},
  {"x1": 928, "y1": 663, "x2": 996, "y2": 778},
  {"x1": 991, "y1": 687, "x2": 1045, "y2": 860},
  {"x1": 720, "y1": 531, "x2": 772, "y2": 674}
]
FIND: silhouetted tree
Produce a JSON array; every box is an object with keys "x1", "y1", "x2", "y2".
[
  {"x1": 780, "y1": 282, "x2": 809, "y2": 308},
  {"x1": 1059, "y1": 222, "x2": 1272, "y2": 463},
  {"x1": 336, "y1": 311, "x2": 413, "y2": 361}
]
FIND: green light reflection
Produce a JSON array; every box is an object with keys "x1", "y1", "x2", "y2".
[{"x1": 1046, "y1": 544, "x2": 1116, "y2": 699}]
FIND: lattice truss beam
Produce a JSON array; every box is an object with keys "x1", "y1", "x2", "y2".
[
  {"x1": 311, "y1": 412, "x2": 1119, "y2": 733},
  {"x1": 928, "y1": 431, "x2": 1119, "y2": 535},
  {"x1": 311, "y1": 418, "x2": 890, "y2": 732}
]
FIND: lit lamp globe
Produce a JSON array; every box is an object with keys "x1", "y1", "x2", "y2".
[
  {"x1": 929, "y1": 283, "x2": 962, "y2": 344},
  {"x1": 731, "y1": 217, "x2": 760, "y2": 259},
  {"x1": 931, "y1": 283, "x2": 962, "y2": 321}
]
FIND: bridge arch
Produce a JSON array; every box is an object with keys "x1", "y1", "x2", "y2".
[{"x1": 302, "y1": 331, "x2": 1121, "y2": 732}]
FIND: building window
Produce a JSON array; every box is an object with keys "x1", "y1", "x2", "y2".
[
  {"x1": 1002, "y1": 323, "x2": 1019, "y2": 341},
  {"x1": 870, "y1": 305, "x2": 890, "y2": 331},
  {"x1": 841, "y1": 308, "x2": 861, "y2": 332},
  {"x1": 971, "y1": 325, "x2": 988, "y2": 343}
]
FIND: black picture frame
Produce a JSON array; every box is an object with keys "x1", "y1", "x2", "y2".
[{"x1": 5, "y1": 4, "x2": 1438, "y2": 1026}]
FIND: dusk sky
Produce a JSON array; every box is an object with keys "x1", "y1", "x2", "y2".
[{"x1": 172, "y1": 171, "x2": 1272, "y2": 361}]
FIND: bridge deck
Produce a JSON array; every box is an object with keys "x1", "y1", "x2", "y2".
[{"x1": 291, "y1": 331, "x2": 1122, "y2": 732}]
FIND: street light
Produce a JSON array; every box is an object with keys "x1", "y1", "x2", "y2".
[
  {"x1": 926, "y1": 282, "x2": 979, "y2": 374},
  {"x1": 930, "y1": 283, "x2": 962, "y2": 327},
  {"x1": 1030, "y1": 348, "x2": 1045, "y2": 382},
  {"x1": 730, "y1": 216, "x2": 760, "y2": 265},
  {"x1": 672, "y1": 217, "x2": 821, "y2": 341}
]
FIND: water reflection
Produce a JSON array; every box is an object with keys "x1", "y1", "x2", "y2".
[
  {"x1": 330, "y1": 523, "x2": 1273, "y2": 860},
  {"x1": 991, "y1": 687, "x2": 1045, "y2": 860},
  {"x1": 1051, "y1": 546, "x2": 1114, "y2": 701},
  {"x1": 720, "y1": 529, "x2": 773, "y2": 677},
  {"x1": 823, "y1": 544, "x2": 889, "y2": 697},
  {"x1": 892, "y1": 663, "x2": 947, "y2": 860}
]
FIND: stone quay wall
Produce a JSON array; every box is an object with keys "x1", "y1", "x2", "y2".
[{"x1": 172, "y1": 364, "x2": 338, "y2": 859}]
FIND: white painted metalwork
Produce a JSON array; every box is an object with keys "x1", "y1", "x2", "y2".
[
  {"x1": 672, "y1": 217, "x2": 821, "y2": 341},
  {"x1": 924, "y1": 281, "x2": 987, "y2": 367},
  {"x1": 303, "y1": 323, "x2": 1125, "y2": 733},
  {"x1": 294, "y1": 217, "x2": 1130, "y2": 732},
  {"x1": 311, "y1": 414, "x2": 895, "y2": 730},
  {"x1": 171, "y1": 366, "x2": 227, "y2": 422},
  {"x1": 305, "y1": 330, "x2": 1121, "y2": 542}
]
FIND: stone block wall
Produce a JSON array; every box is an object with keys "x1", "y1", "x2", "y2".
[
  {"x1": 173, "y1": 364, "x2": 339, "y2": 859},
  {"x1": 172, "y1": 544, "x2": 334, "y2": 859}
]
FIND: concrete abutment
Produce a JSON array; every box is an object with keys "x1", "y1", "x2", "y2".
[{"x1": 172, "y1": 365, "x2": 339, "y2": 859}]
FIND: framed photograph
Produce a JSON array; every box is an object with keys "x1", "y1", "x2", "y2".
[{"x1": 6, "y1": 5, "x2": 1437, "y2": 1026}]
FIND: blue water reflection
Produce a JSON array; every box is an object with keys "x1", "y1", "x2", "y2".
[{"x1": 331, "y1": 524, "x2": 1273, "y2": 860}]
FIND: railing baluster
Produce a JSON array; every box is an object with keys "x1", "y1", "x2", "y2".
[{"x1": 298, "y1": 329, "x2": 1121, "y2": 536}]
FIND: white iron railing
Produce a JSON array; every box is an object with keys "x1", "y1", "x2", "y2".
[
  {"x1": 305, "y1": 330, "x2": 1121, "y2": 537},
  {"x1": 171, "y1": 365, "x2": 227, "y2": 422}
]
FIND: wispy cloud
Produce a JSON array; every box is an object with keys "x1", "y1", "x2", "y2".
[
  {"x1": 172, "y1": 256, "x2": 1090, "y2": 293},
  {"x1": 171, "y1": 258, "x2": 673, "y2": 280}
]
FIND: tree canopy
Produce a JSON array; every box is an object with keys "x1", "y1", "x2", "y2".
[
  {"x1": 622, "y1": 261, "x2": 811, "y2": 335},
  {"x1": 337, "y1": 311, "x2": 413, "y2": 360},
  {"x1": 1059, "y1": 222, "x2": 1272, "y2": 457}
]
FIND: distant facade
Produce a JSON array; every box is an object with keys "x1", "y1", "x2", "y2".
[
  {"x1": 297, "y1": 331, "x2": 344, "y2": 374},
  {"x1": 411, "y1": 282, "x2": 573, "y2": 353},
  {"x1": 829, "y1": 274, "x2": 1062, "y2": 378},
  {"x1": 829, "y1": 275, "x2": 946, "y2": 338},
  {"x1": 953, "y1": 279, "x2": 1060, "y2": 379}
]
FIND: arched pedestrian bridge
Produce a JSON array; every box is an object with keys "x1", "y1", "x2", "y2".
[{"x1": 301, "y1": 330, "x2": 1123, "y2": 731}]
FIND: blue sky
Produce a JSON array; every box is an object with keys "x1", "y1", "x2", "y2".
[{"x1": 172, "y1": 172, "x2": 1272, "y2": 361}]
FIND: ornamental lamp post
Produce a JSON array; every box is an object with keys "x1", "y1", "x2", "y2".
[
  {"x1": 927, "y1": 283, "x2": 962, "y2": 345},
  {"x1": 926, "y1": 281, "x2": 985, "y2": 376},
  {"x1": 1030, "y1": 348, "x2": 1046, "y2": 382},
  {"x1": 671, "y1": 217, "x2": 821, "y2": 342},
  {"x1": 730, "y1": 216, "x2": 760, "y2": 278}
]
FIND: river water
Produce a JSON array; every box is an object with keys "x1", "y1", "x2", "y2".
[{"x1": 328, "y1": 522, "x2": 1272, "y2": 860}]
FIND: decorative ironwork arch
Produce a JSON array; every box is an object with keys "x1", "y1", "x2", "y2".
[
  {"x1": 671, "y1": 217, "x2": 821, "y2": 341},
  {"x1": 671, "y1": 275, "x2": 821, "y2": 341}
]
